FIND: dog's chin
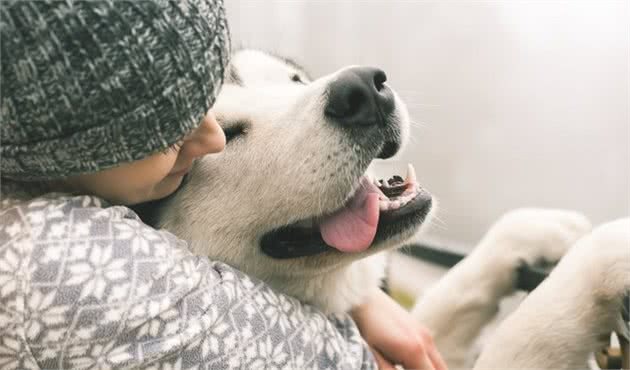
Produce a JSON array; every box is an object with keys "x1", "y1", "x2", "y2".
[{"x1": 260, "y1": 164, "x2": 432, "y2": 259}]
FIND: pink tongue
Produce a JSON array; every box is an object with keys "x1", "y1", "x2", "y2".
[{"x1": 319, "y1": 179, "x2": 380, "y2": 253}]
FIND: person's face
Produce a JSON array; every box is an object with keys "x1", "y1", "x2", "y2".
[{"x1": 65, "y1": 111, "x2": 226, "y2": 205}]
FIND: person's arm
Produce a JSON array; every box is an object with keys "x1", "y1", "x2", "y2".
[{"x1": 0, "y1": 194, "x2": 376, "y2": 369}]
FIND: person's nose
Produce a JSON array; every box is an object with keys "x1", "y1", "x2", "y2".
[{"x1": 183, "y1": 111, "x2": 226, "y2": 158}]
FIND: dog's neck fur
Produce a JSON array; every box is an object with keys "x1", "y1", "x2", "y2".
[
  {"x1": 174, "y1": 224, "x2": 389, "y2": 313},
  {"x1": 265, "y1": 254, "x2": 388, "y2": 313}
]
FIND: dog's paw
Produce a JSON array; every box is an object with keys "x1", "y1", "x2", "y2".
[
  {"x1": 539, "y1": 218, "x2": 630, "y2": 342},
  {"x1": 474, "y1": 208, "x2": 592, "y2": 274},
  {"x1": 566, "y1": 218, "x2": 630, "y2": 300}
]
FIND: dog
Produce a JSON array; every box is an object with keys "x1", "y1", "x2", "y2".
[
  {"x1": 149, "y1": 49, "x2": 630, "y2": 369},
  {"x1": 152, "y1": 49, "x2": 433, "y2": 313}
]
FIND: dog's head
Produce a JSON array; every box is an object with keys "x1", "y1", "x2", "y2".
[{"x1": 155, "y1": 49, "x2": 433, "y2": 293}]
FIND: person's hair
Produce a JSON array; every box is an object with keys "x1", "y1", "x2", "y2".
[{"x1": 1, "y1": 0, "x2": 230, "y2": 181}]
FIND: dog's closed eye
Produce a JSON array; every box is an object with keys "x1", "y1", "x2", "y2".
[{"x1": 223, "y1": 121, "x2": 249, "y2": 144}]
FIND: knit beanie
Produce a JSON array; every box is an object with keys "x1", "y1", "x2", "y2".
[{"x1": 1, "y1": 0, "x2": 230, "y2": 180}]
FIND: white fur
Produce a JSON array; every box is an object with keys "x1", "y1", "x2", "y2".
[
  {"x1": 155, "y1": 50, "x2": 630, "y2": 369},
  {"x1": 473, "y1": 217, "x2": 630, "y2": 369},
  {"x1": 156, "y1": 49, "x2": 420, "y2": 313},
  {"x1": 411, "y1": 209, "x2": 594, "y2": 368}
]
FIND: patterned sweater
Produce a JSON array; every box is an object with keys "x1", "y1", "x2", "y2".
[{"x1": 0, "y1": 190, "x2": 376, "y2": 370}]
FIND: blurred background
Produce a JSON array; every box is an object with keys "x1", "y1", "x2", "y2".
[{"x1": 225, "y1": 1, "x2": 629, "y2": 249}]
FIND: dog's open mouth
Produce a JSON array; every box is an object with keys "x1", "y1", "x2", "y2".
[{"x1": 261, "y1": 164, "x2": 432, "y2": 259}]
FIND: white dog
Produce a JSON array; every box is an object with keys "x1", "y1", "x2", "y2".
[{"x1": 150, "y1": 50, "x2": 629, "y2": 369}]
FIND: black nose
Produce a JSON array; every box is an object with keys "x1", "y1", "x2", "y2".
[{"x1": 325, "y1": 67, "x2": 395, "y2": 127}]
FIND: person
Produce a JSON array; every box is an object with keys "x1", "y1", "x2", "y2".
[{"x1": 0, "y1": 1, "x2": 447, "y2": 369}]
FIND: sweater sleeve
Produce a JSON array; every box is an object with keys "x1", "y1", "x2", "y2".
[{"x1": 0, "y1": 194, "x2": 376, "y2": 370}]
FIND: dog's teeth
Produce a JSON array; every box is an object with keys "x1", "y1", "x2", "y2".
[
  {"x1": 388, "y1": 175, "x2": 404, "y2": 185},
  {"x1": 405, "y1": 163, "x2": 417, "y2": 185}
]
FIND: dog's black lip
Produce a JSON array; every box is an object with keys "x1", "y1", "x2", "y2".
[
  {"x1": 260, "y1": 189, "x2": 432, "y2": 259},
  {"x1": 377, "y1": 140, "x2": 400, "y2": 159}
]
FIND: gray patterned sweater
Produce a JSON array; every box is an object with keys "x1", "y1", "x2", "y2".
[{"x1": 0, "y1": 191, "x2": 376, "y2": 370}]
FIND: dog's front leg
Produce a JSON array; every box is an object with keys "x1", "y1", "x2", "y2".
[
  {"x1": 473, "y1": 218, "x2": 630, "y2": 370},
  {"x1": 411, "y1": 208, "x2": 591, "y2": 369}
]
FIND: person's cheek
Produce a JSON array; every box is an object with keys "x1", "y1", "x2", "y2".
[{"x1": 129, "y1": 155, "x2": 176, "y2": 198}]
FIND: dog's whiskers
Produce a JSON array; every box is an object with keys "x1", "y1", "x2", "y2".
[
  {"x1": 428, "y1": 214, "x2": 448, "y2": 232},
  {"x1": 404, "y1": 102, "x2": 441, "y2": 109},
  {"x1": 409, "y1": 120, "x2": 426, "y2": 129},
  {"x1": 408, "y1": 132, "x2": 419, "y2": 146},
  {"x1": 394, "y1": 89, "x2": 430, "y2": 95}
]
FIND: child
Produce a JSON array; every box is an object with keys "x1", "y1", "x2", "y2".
[{"x1": 0, "y1": 1, "x2": 445, "y2": 369}]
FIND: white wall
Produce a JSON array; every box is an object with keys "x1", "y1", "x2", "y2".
[{"x1": 225, "y1": 1, "x2": 630, "y2": 246}]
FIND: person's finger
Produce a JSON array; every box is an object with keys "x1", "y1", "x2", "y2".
[
  {"x1": 408, "y1": 352, "x2": 435, "y2": 370},
  {"x1": 374, "y1": 333, "x2": 435, "y2": 370},
  {"x1": 370, "y1": 346, "x2": 397, "y2": 370},
  {"x1": 417, "y1": 328, "x2": 448, "y2": 370},
  {"x1": 427, "y1": 343, "x2": 448, "y2": 370}
]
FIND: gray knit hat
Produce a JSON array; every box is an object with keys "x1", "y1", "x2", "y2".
[{"x1": 1, "y1": 0, "x2": 230, "y2": 180}]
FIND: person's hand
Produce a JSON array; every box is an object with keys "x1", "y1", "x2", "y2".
[{"x1": 351, "y1": 289, "x2": 448, "y2": 370}]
